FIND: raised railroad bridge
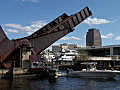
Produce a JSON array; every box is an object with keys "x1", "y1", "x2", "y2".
[{"x1": 0, "y1": 7, "x2": 92, "y2": 69}]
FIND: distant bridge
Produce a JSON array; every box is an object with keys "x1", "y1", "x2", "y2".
[{"x1": 0, "y1": 7, "x2": 92, "y2": 68}]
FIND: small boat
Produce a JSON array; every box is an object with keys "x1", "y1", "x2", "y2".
[{"x1": 67, "y1": 62, "x2": 120, "y2": 79}]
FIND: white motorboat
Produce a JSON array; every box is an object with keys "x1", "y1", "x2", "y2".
[{"x1": 67, "y1": 62, "x2": 120, "y2": 79}]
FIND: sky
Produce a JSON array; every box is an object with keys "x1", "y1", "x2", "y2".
[{"x1": 1, "y1": 0, "x2": 120, "y2": 47}]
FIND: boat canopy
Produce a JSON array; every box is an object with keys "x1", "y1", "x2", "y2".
[{"x1": 81, "y1": 62, "x2": 97, "y2": 65}]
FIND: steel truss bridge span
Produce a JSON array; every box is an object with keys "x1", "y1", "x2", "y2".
[{"x1": 0, "y1": 7, "x2": 92, "y2": 68}]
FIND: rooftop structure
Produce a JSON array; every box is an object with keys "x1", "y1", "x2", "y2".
[{"x1": 78, "y1": 45, "x2": 120, "y2": 57}]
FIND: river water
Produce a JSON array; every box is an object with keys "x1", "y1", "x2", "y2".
[{"x1": 0, "y1": 76, "x2": 120, "y2": 90}]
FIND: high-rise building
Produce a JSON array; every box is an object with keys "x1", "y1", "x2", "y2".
[{"x1": 86, "y1": 28, "x2": 102, "y2": 46}]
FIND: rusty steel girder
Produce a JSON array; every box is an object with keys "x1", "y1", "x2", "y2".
[{"x1": 0, "y1": 7, "x2": 92, "y2": 68}]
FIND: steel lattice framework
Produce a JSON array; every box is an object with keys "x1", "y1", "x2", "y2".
[{"x1": 0, "y1": 7, "x2": 92, "y2": 68}]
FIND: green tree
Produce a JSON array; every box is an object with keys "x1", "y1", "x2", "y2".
[{"x1": 74, "y1": 50, "x2": 89, "y2": 61}]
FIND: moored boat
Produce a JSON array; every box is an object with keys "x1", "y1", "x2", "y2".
[{"x1": 67, "y1": 62, "x2": 120, "y2": 79}]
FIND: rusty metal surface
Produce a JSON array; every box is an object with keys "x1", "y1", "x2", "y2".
[
  {"x1": 0, "y1": 26, "x2": 14, "y2": 62},
  {"x1": 0, "y1": 7, "x2": 92, "y2": 68},
  {"x1": 28, "y1": 7, "x2": 92, "y2": 54}
]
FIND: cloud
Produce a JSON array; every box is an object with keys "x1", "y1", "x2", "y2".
[
  {"x1": 5, "y1": 24, "x2": 22, "y2": 29},
  {"x1": 4, "y1": 20, "x2": 47, "y2": 35},
  {"x1": 7, "y1": 29, "x2": 19, "y2": 33},
  {"x1": 60, "y1": 36, "x2": 81, "y2": 40},
  {"x1": 101, "y1": 33, "x2": 114, "y2": 39},
  {"x1": 21, "y1": 0, "x2": 40, "y2": 2},
  {"x1": 82, "y1": 17, "x2": 113, "y2": 25},
  {"x1": 115, "y1": 36, "x2": 120, "y2": 40}
]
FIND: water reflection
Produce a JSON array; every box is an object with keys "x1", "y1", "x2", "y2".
[
  {"x1": 0, "y1": 79, "x2": 13, "y2": 90},
  {"x1": 0, "y1": 77, "x2": 57, "y2": 90},
  {"x1": 0, "y1": 77, "x2": 119, "y2": 90}
]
